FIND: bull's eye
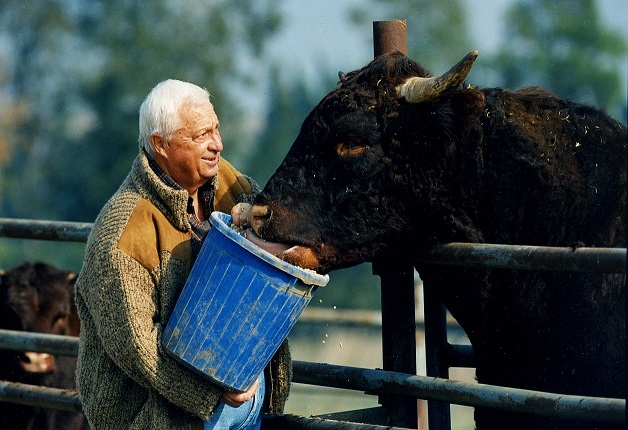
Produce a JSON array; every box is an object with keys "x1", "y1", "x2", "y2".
[{"x1": 336, "y1": 142, "x2": 367, "y2": 158}]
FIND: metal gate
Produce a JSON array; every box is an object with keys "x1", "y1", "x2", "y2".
[{"x1": 0, "y1": 217, "x2": 625, "y2": 429}]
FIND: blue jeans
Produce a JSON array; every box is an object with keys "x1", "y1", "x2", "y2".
[{"x1": 204, "y1": 373, "x2": 265, "y2": 430}]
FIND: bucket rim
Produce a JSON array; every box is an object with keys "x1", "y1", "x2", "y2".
[{"x1": 210, "y1": 211, "x2": 330, "y2": 287}]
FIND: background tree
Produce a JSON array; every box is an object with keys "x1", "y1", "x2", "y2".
[
  {"x1": 242, "y1": 1, "x2": 473, "y2": 310},
  {"x1": 483, "y1": 0, "x2": 627, "y2": 122},
  {"x1": 0, "y1": 0, "x2": 283, "y2": 269},
  {"x1": 241, "y1": 67, "x2": 328, "y2": 185}
]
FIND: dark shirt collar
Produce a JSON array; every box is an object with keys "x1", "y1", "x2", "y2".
[{"x1": 147, "y1": 155, "x2": 215, "y2": 215}]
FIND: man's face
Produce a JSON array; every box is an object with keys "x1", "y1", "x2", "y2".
[{"x1": 154, "y1": 99, "x2": 223, "y2": 193}]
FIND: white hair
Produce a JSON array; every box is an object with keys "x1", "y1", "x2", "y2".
[{"x1": 138, "y1": 79, "x2": 210, "y2": 158}]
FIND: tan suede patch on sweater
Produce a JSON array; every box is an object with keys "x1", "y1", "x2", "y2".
[{"x1": 118, "y1": 199, "x2": 191, "y2": 271}]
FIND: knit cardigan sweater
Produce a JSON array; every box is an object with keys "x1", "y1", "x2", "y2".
[{"x1": 75, "y1": 151, "x2": 292, "y2": 429}]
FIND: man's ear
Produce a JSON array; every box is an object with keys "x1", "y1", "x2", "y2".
[{"x1": 150, "y1": 133, "x2": 168, "y2": 158}]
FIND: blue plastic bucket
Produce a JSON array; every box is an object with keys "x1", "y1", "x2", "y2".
[{"x1": 162, "y1": 211, "x2": 329, "y2": 392}]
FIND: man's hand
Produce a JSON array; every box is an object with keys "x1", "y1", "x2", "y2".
[
  {"x1": 231, "y1": 203, "x2": 251, "y2": 228},
  {"x1": 220, "y1": 378, "x2": 259, "y2": 408}
]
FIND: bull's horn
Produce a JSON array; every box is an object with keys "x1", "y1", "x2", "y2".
[{"x1": 397, "y1": 50, "x2": 479, "y2": 103}]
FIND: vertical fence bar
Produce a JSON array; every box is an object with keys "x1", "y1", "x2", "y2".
[
  {"x1": 423, "y1": 284, "x2": 452, "y2": 430},
  {"x1": 373, "y1": 260, "x2": 418, "y2": 428},
  {"x1": 373, "y1": 20, "x2": 408, "y2": 58},
  {"x1": 372, "y1": 20, "x2": 417, "y2": 428}
]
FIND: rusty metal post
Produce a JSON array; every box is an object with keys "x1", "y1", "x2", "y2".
[
  {"x1": 372, "y1": 19, "x2": 418, "y2": 429},
  {"x1": 373, "y1": 20, "x2": 408, "y2": 57}
]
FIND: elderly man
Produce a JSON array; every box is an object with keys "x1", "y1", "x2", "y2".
[{"x1": 74, "y1": 79, "x2": 291, "y2": 429}]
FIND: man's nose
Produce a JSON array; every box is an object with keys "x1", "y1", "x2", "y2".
[{"x1": 208, "y1": 133, "x2": 223, "y2": 152}]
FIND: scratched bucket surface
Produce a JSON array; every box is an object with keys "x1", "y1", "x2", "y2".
[{"x1": 162, "y1": 211, "x2": 329, "y2": 392}]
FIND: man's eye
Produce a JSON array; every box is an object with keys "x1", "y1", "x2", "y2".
[
  {"x1": 194, "y1": 131, "x2": 209, "y2": 142},
  {"x1": 195, "y1": 128, "x2": 219, "y2": 142}
]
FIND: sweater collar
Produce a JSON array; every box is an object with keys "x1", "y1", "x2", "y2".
[{"x1": 129, "y1": 151, "x2": 189, "y2": 231}]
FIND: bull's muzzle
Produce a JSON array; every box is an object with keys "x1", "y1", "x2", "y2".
[
  {"x1": 248, "y1": 203, "x2": 324, "y2": 271},
  {"x1": 249, "y1": 204, "x2": 271, "y2": 235},
  {"x1": 20, "y1": 352, "x2": 55, "y2": 374}
]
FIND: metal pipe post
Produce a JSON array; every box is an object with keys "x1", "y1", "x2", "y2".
[
  {"x1": 372, "y1": 20, "x2": 417, "y2": 428},
  {"x1": 423, "y1": 285, "x2": 452, "y2": 430},
  {"x1": 373, "y1": 259, "x2": 417, "y2": 428},
  {"x1": 373, "y1": 20, "x2": 408, "y2": 57}
]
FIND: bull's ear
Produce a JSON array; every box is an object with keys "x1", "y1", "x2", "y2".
[
  {"x1": 456, "y1": 87, "x2": 485, "y2": 112},
  {"x1": 449, "y1": 87, "x2": 486, "y2": 130},
  {"x1": 397, "y1": 50, "x2": 478, "y2": 103},
  {"x1": 338, "y1": 71, "x2": 347, "y2": 83}
]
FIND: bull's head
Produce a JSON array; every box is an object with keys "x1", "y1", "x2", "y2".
[
  {"x1": 0, "y1": 263, "x2": 77, "y2": 378},
  {"x1": 250, "y1": 51, "x2": 482, "y2": 274}
]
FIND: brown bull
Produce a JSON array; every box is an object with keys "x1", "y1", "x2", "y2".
[
  {"x1": 249, "y1": 51, "x2": 626, "y2": 430},
  {"x1": 0, "y1": 262, "x2": 88, "y2": 430}
]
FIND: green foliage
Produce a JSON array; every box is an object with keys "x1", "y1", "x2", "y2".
[
  {"x1": 484, "y1": 0, "x2": 627, "y2": 122},
  {"x1": 0, "y1": 0, "x2": 283, "y2": 222},
  {"x1": 0, "y1": 238, "x2": 86, "y2": 273},
  {"x1": 242, "y1": 67, "x2": 339, "y2": 185},
  {"x1": 318, "y1": 264, "x2": 384, "y2": 311},
  {"x1": 0, "y1": 0, "x2": 283, "y2": 268}
]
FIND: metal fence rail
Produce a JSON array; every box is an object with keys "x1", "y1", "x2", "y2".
[
  {"x1": 0, "y1": 331, "x2": 624, "y2": 426},
  {"x1": 1, "y1": 218, "x2": 625, "y2": 273},
  {"x1": 0, "y1": 218, "x2": 92, "y2": 242},
  {"x1": 291, "y1": 362, "x2": 625, "y2": 424},
  {"x1": 0, "y1": 381, "x2": 82, "y2": 413},
  {"x1": 418, "y1": 242, "x2": 626, "y2": 273},
  {"x1": 0, "y1": 329, "x2": 78, "y2": 356},
  {"x1": 0, "y1": 218, "x2": 626, "y2": 429}
]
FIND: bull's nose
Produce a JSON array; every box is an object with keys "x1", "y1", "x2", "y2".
[
  {"x1": 249, "y1": 204, "x2": 271, "y2": 234},
  {"x1": 20, "y1": 352, "x2": 55, "y2": 374}
]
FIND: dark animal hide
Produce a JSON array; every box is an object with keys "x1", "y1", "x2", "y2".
[
  {"x1": 0, "y1": 262, "x2": 88, "y2": 430},
  {"x1": 249, "y1": 52, "x2": 626, "y2": 430}
]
